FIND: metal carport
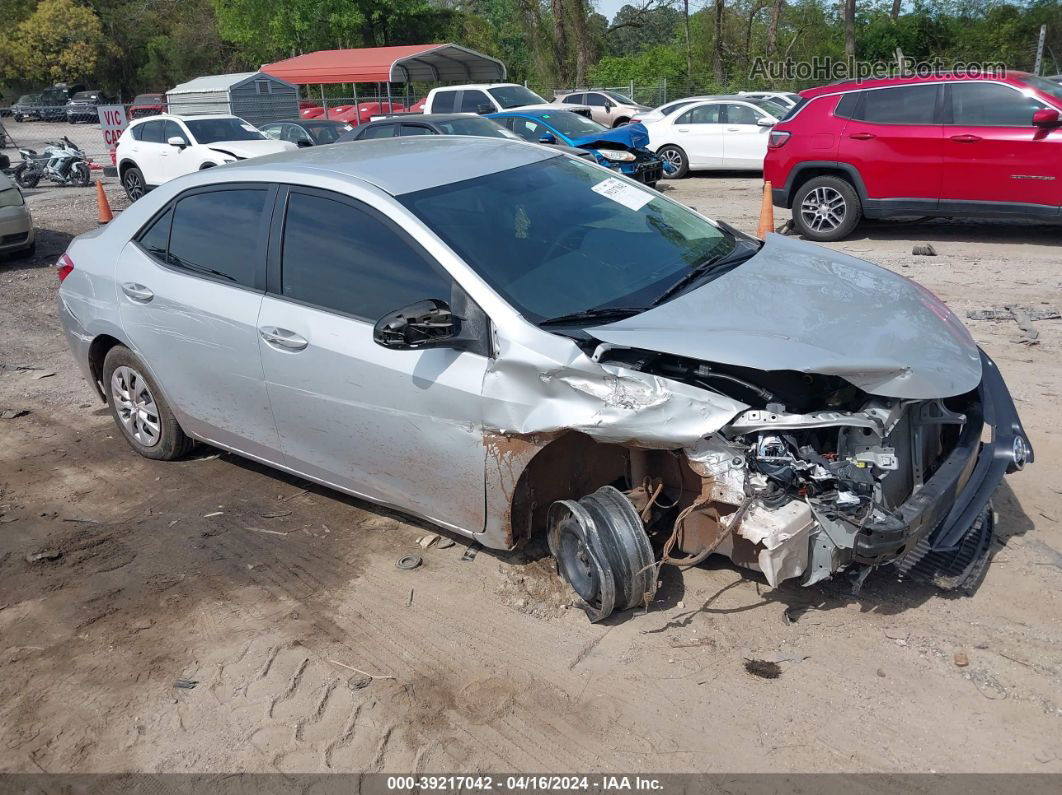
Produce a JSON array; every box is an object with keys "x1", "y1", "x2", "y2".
[{"x1": 261, "y1": 44, "x2": 507, "y2": 86}]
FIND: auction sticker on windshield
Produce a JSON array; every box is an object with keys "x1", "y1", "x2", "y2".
[{"x1": 591, "y1": 177, "x2": 652, "y2": 212}]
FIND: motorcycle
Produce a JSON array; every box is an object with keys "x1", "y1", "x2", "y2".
[{"x1": 13, "y1": 137, "x2": 91, "y2": 188}]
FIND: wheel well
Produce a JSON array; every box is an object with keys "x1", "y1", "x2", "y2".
[
  {"x1": 118, "y1": 159, "x2": 137, "y2": 179},
  {"x1": 199, "y1": 162, "x2": 216, "y2": 170},
  {"x1": 787, "y1": 167, "x2": 857, "y2": 206},
  {"x1": 88, "y1": 334, "x2": 126, "y2": 402},
  {"x1": 612, "y1": 117, "x2": 630, "y2": 127}
]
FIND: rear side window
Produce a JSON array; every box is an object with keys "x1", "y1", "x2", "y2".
[
  {"x1": 678, "y1": 104, "x2": 722, "y2": 124},
  {"x1": 166, "y1": 189, "x2": 268, "y2": 288},
  {"x1": 137, "y1": 208, "x2": 172, "y2": 260},
  {"x1": 725, "y1": 104, "x2": 762, "y2": 125},
  {"x1": 400, "y1": 124, "x2": 435, "y2": 136},
  {"x1": 563, "y1": 94, "x2": 584, "y2": 104},
  {"x1": 432, "y1": 91, "x2": 458, "y2": 113},
  {"x1": 139, "y1": 120, "x2": 165, "y2": 143},
  {"x1": 860, "y1": 85, "x2": 938, "y2": 124},
  {"x1": 280, "y1": 191, "x2": 452, "y2": 321},
  {"x1": 359, "y1": 124, "x2": 396, "y2": 139},
  {"x1": 948, "y1": 82, "x2": 1046, "y2": 126},
  {"x1": 129, "y1": 123, "x2": 145, "y2": 141},
  {"x1": 459, "y1": 90, "x2": 491, "y2": 113},
  {"x1": 585, "y1": 93, "x2": 608, "y2": 107},
  {"x1": 833, "y1": 92, "x2": 860, "y2": 119}
]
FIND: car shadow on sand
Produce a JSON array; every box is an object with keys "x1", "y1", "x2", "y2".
[{"x1": 843, "y1": 217, "x2": 1062, "y2": 246}]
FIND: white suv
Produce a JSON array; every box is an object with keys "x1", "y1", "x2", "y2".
[
  {"x1": 422, "y1": 84, "x2": 592, "y2": 117},
  {"x1": 116, "y1": 114, "x2": 295, "y2": 201}
]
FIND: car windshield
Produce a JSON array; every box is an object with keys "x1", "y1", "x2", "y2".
[
  {"x1": 604, "y1": 91, "x2": 635, "y2": 104},
  {"x1": 304, "y1": 122, "x2": 347, "y2": 143},
  {"x1": 1022, "y1": 75, "x2": 1062, "y2": 104},
  {"x1": 434, "y1": 116, "x2": 516, "y2": 138},
  {"x1": 537, "y1": 111, "x2": 608, "y2": 137},
  {"x1": 661, "y1": 99, "x2": 698, "y2": 117},
  {"x1": 184, "y1": 118, "x2": 267, "y2": 144},
  {"x1": 488, "y1": 85, "x2": 548, "y2": 109},
  {"x1": 72, "y1": 91, "x2": 98, "y2": 101},
  {"x1": 399, "y1": 157, "x2": 736, "y2": 323}
]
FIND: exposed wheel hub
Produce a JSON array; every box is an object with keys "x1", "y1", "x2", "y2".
[{"x1": 548, "y1": 486, "x2": 657, "y2": 622}]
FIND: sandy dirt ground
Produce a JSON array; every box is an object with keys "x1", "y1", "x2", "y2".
[{"x1": 1, "y1": 170, "x2": 1060, "y2": 775}]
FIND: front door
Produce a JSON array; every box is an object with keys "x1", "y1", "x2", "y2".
[
  {"x1": 116, "y1": 184, "x2": 281, "y2": 461},
  {"x1": 722, "y1": 102, "x2": 772, "y2": 168},
  {"x1": 256, "y1": 186, "x2": 488, "y2": 534},
  {"x1": 941, "y1": 81, "x2": 1061, "y2": 211},
  {"x1": 670, "y1": 103, "x2": 725, "y2": 168}
]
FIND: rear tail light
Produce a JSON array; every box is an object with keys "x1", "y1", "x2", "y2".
[
  {"x1": 768, "y1": 130, "x2": 791, "y2": 149},
  {"x1": 56, "y1": 253, "x2": 74, "y2": 283}
]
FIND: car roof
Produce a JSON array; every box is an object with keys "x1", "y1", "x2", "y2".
[
  {"x1": 225, "y1": 136, "x2": 557, "y2": 196},
  {"x1": 801, "y1": 71, "x2": 1032, "y2": 98},
  {"x1": 489, "y1": 108, "x2": 579, "y2": 118},
  {"x1": 364, "y1": 113, "x2": 481, "y2": 123},
  {"x1": 432, "y1": 83, "x2": 520, "y2": 91},
  {"x1": 128, "y1": 113, "x2": 241, "y2": 126}
]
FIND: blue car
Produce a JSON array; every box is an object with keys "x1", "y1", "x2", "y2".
[{"x1": 489, "y1": 109, "x2": 664, "y2": 186}]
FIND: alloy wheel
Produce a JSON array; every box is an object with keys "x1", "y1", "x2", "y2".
[
  {"x1": 110, "y1": 365, "x2": 161, "y2": 447},
  {"x1": 124, "y1": 171, "x2": 144, "y2": 200},
  {"x1": 660, "y1": 148, "x2": 682, "y2": 169},
  {"x1": 799, "y1": 186, "x2": 847, "y2": 232}
]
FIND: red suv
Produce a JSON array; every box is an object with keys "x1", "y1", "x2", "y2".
[{"x1": 764, "y1": 72, "x2": 1062, "y2": 241}]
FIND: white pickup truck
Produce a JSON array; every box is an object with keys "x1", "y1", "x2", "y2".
[{"x1": 421, "y1": 83, "x2": 593, "y2": 117}]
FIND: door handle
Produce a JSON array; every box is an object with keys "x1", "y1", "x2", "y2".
[
  {"x1": 121, "y1": 282, "x2": 154, "y2": 302},
  {"x1": 259, "y1": 326, "x2": 308, "y2": 351},
  {"x1": 848, "y1": 132, "x2": 876, "y2": 140},
  {"x1": 726, "y1": 127, "x2": 741, "y2": 131},
  {"x1": 950, "y1": 134, "x2": 982, "y2": 143},
  {"x1": 677, "y1": 128, "x2": 690, "y2": 133}
]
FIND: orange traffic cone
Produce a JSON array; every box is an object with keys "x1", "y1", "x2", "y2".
[
  {"x1": 756, "y1": 180, "x2": 774, "y2": 239},
  {"x1": 96, "y1": 179, "x2": 113, "y2": 225}
]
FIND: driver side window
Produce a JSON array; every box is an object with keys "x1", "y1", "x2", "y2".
[
  {"x1": 507, "y1": 117, "x2": 543, "y2": 142},
  {"x1": 677, "y1": 104, "x2": 722, "y2": 125}
]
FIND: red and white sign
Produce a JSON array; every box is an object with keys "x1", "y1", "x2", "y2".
[{"x1": 97, "y1": 105, "x2": 128, "y2": 165}]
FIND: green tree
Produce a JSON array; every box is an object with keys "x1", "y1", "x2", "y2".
[{"x1": 1, "y1": 0, "x2": 109, "y2": 86}]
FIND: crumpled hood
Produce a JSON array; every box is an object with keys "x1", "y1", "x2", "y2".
[
  {"x1": 589, "y1": 234, "x2": 982, "y2": 399},
  {"x1": 568, "y1": 122, "x2": 650, "y2": 150},
  {"x1": 207, "y1": 139, "x2": 295, "y2": 159}
]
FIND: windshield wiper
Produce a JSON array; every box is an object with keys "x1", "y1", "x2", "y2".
[
  {"x1": 539, "y1": 306, "x2": 646, "y2": 327},
  {"x1": 650, "y1": 238, "x2": 759, "y2": 307}
]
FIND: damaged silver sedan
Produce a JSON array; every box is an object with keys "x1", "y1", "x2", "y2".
[{"x1": 57, "y1": 137, "x2": 1033, "y2": 621}]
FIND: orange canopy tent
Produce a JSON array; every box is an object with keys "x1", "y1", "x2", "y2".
[{"x1": 262, "y1": 43, "x2": 507, "y2": 85}]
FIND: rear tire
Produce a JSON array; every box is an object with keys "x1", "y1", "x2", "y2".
[
  {"x1": 791, "y1": 175, "x2": 862, "y2": 242},
  {"x1": 657, "y1": 145, "x2": 688, "y2": 179},
  {"x1": 122, "y1": 166, "x2": 146, "y2": 201},
  {"x1": 71, "y1": 162, "x2": 90, "y2": 188},
  {"x1": 103, "y1": 346, "x2": 195, "y2": 461}
]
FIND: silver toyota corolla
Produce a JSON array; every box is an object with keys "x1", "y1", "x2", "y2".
[{"x1": 57, "y1": 137, "x2": 1033, "y2": 621}]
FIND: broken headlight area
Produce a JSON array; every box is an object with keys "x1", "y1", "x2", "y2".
[{"x1": 545, "y1": 345, "x2": 1019, "y2": 623}]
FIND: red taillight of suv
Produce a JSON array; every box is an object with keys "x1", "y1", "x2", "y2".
[
  {"x1": 768, "y1": 130, "x2": 791, "y2": 149},
  {"x1": 56, "y1": 253, "x2": 74, "y2": 283}
]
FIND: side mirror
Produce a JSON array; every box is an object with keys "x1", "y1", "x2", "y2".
[
  {"x1": 1032, "y1": 108, "x2": 1060, "y2": 127},
  {"x1": 476, "y1": 104, "x2": 495, "y2": 115},
  {"x1": 756, "y1": 117, "x2": 775, "y2": 127},
  {"x1": 167, "y1": 136, "x2": 188, "y2": 148},
  {"x1": 538, "y1": 133, "x2": 557, "y2": 145},
  {"x1": 296, "y1": 139, "x2": 312, "y2": 147},
  {"x1": 373, "y1": 299, "x2": 459, "y2": 350}
]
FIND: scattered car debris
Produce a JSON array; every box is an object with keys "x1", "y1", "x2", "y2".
[
  {"x1": 954, "y1": 650, "x2": 970, "y2": 667},
  {"x1": 436, "y1": 537, "x2": 455, "y2": 549},
  {"x1": 25, "y1": 549, "x2": 62, "y2": 564},
  {"x1": 912, "y1": 244, "x2": 937, "y2": 256},
  {"x1": 174, "y1": 678, "x2": 199, "y2": 689},
  {"x1": 417, "y1": 534, "x2": 440, "y2": 549},
  {"x1": 966, "y1": 306, "x2": 1058, "y2": 346},
  {"x1": 0, "y1": 363, "x2": 42, "y2": 373},
  {"x1": 260, "y1": 510, "x2": 291, "y2": 519},
  {"x1": 743, "y1": 659, "x2": 782, "y2": 679},
  {"x1": 396, "y1": 554, "x2": 422, "y2": 570},
  {"x1": 0, "y1": 408, "x2": 29, "y2": 419},
  {"x1": 461, "y1": 543, "x2": 481, "y2": 562},
  {"x1": 32, "y1": 371, "x2": 56, "y2": 380},
  {"x1": 202, "y1": 511, "x2": 223, "y2": 518}
]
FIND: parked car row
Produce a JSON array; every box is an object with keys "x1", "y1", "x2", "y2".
[{"x1": 6, "y1": 84, "x2": 117, "y2": 124}]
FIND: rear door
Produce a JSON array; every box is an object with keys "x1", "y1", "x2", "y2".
[
  {"x1": 256, "y1": 186, "x2": 488, "y2": 533},
  {"x1": 131, "y1": 120, "x2": 169, "y2": 185},
  {"x1": 722, "y1": 102, "x2": 771, "y2": 168},
  {"x1": 941, "y1": 81, "x2": 1060, "y2": 211},
  {"x1": 669, "y1": 103, "x2": 725, "y2": 168},
  {"x1": 116, "y1": 184, "x2": 281, "y2": 460},
  {"x1": 399, "y1": 123, "x2": 436, "y2": 136},
  {"x1": 357, "y1": 123, "x2": 398, "y2": 140},
  {"x1": 836, "y1": 83, "x2": 944, "y2": 209}
]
